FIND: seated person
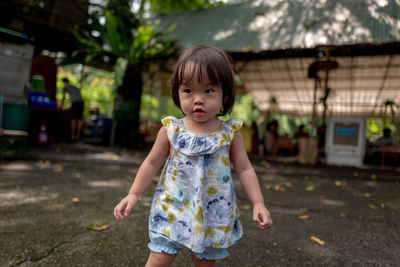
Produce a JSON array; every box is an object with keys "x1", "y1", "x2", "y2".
[
  {"x1": 275, "y1": 134, "x2": 295, "y2": 156},
  {"x1": 375, "y1": 128, "x2": 398, "y2": 147},
  {"x1": 263, "y1": 120, "x2": 279, "y2": 155},
  {"x1": 293, "y1": 124, "x2": 309, "y2": 139}
]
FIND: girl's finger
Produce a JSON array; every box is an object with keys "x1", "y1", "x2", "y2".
[
  {"x1": 113, "y1": 205, "x2": 120, "y2": 219},
  {"x1": 125, "y1": 202, "x2": 132, "y2": 216}
]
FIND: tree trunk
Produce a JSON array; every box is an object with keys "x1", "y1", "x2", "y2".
[{"x1": 114, "y1": 64, "x2": 142, "y2": 148}]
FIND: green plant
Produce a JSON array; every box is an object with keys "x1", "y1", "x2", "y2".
[{"x1": 71, "y1": 1, "x2": 176, "y2": 147}]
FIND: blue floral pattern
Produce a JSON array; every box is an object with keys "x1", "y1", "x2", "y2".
[{"x1": 148, "y1": 116, "x2": 244, "y2": 253}]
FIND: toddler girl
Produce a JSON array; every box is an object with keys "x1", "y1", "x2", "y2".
[{"x1": 114, "y1": 45, "x2": 272, "y2": 267}]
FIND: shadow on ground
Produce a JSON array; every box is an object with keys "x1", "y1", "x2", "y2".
[{"x1": 1, "y1": 143, "x2": 399, "y2": 266}]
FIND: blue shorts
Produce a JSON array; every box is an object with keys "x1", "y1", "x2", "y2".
[{"x1": 148, "y1": 230, "x2": 229, "y2": 260}]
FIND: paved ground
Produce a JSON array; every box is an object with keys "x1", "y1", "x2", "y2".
[{"x1": 1, "y1": 143, "x2": 399, "y2": 266}]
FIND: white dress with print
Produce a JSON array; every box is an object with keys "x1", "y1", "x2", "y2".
[{"x1": 148, "y1": 116, "x2": 244, "y2": 253}]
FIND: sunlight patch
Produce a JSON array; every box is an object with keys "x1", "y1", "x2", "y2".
[
  {"x1": 213, "y1": 29, "x2": 235, "y2": 41},
  {"x1": 0, "y1": 190, "x2": 59, "y2": 207},
  {"x1": 0, "y1": 163, "x2": 34, "y2": 171},
  {"x1": 320, "y1": 198, "x2": 346, "y2": 207},
  {"x1": 88, "y1": 180, "x2": 124, "y2": 187}
]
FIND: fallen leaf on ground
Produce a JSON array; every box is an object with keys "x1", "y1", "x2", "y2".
[
  {"x1": 380, "y1": 203, "x2": 385, "y2": 208},
  {"x1": 298, "y1": 215, "x2": 310, "y2": 220},
  {"x1": 371, "y1": 174, "x2": 377, "y2": 180},
  {"x1": 364, "y1": 192, "x2": 371, "y2": 198},
  {"x1": 310, "y1": 236, "x2": 325, "y2": 245},
  {"x1": 87, "y1": 223, "x2": 110, "y2": 231},
  {"x1": 74, "y1": 173, "x2": 81, "y2": 178},
  {"x1": 334, "y1": 181, "x2": 348, "y2": 187},
  {"x1": 339, "y1": 213, "x2": 346, "y2": 218},
  {"x1": 241, "y1": 204, "x2": 251, "y2": 210},
  {"x1": 305, "y1": 185, "x2": 315, "y2": 191},
  {"x1": 261, "y1": 160, "x2": 271, "y2": 168},
  {"x1": 265, "y1": 184, "x2": 272, "y2": 190},
  {"x1": 353, "y1": 172, "x2": 359, "y2": 176},
  {"x1": 72, "y1": 197, "x2": 80, "y2": 202},
  {"x1": 274, "y1": 185, "x2": 285, "y2": 192},
  {"x1": 299, "y1": 208, "x2": 308, "y2": 213},
  {"x1": 285, "y1": 182, "x2": 293, "y2": 188},
  {"x1": 53, "y1": 167, "x2": 63, "y2": 173},
  {"x1": 369, "y1": 204, "x2": 377, "y2": 209}
]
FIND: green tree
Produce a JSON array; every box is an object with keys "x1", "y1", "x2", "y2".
[{"x1": 73, "y1": 0, "x2": 175, "y2": 147}]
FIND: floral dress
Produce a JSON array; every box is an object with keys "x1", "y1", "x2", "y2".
[{"x1": 148, "y1": 116, "x2": 244, "y2": 253}]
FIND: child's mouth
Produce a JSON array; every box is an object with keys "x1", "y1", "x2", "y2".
[{"x1": 193, "y1": 108, "x2": 205, "y2": 115}]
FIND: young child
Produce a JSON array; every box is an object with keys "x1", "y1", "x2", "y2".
[{"x1": 114, "y1": 45, "x2": 272, "y2": 267}]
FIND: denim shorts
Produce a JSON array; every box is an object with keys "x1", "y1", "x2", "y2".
[{"x1": 148, "y1": 230, "x2": 229, "y2": 260}]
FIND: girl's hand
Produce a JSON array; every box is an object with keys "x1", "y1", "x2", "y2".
[
  {"x1": 113, "y1": 194, "x2": 139, "y2": 221},
  {"x1": 253, "y1": 203, "x2": 272, "y2": 229}
]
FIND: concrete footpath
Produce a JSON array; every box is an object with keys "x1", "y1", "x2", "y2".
[{"x1": 1, "y1": 143, "x2": 399, "y2": 266}]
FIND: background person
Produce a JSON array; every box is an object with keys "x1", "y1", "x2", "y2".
[
  {"x1": 375, "y1": 128, "x2": 398, "y2": 147},
  {"x1": 263, "y1": 120, "x2": 279, "y2": 155},
  {"x1": 293, "y1": 124, "x2": 309, "y2": 139},
  {"x1": 61, "y1": 78, "x2": 84, "y2": 142}
]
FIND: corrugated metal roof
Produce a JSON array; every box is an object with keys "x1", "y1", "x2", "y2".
[
  {"x1": 154, "y1": 0, "x2": 400, "y2": 51},
  {"x1": 151, "y1": 0, "x2": 400, "y2": 118}
]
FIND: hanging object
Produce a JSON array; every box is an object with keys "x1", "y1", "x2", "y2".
[{"x1": 308, "y1": 49, "x2": 339, "y2": 132}]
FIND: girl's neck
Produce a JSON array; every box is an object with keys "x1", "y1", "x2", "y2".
[{"x1": 182, "y1": 116, "x2": 222, "y2": 135}]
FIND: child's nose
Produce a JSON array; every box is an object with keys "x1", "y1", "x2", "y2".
[{"x1": 193, "y1": 94, "x2": 204, "y2": 104}]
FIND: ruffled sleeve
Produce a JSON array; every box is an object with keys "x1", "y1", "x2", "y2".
[
  {"x1": 161, "y1": 116, "x2": 181, "y2": 137},
  {"x1": 215, "y1": 119, "x2": 243, "y2": 147},
  {"x1": 161, "y1": 116, "x2": 243, "y2": 156}
]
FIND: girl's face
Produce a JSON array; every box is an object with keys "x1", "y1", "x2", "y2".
[{"x1": 178, "y1": 64, "x2": 223, "y2": 124}]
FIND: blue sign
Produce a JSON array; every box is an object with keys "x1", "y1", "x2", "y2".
[{"x1": 336, "y1": 127, "x2": 357, "y2": 135}]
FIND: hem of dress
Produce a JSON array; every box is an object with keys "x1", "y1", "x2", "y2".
[{"x1": 148, "y1": 227, "x2": 243, "y2": 254}]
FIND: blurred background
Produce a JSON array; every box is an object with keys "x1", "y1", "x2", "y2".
[{"x1": 0, "y1": 0, "x2": 399, "y2": 167}]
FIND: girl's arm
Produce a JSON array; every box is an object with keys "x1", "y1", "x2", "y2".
[
  {"x1": 230, "y1": 132, "x2": 272, "y2": 229},
  {"x1": 114, "y1": 127, "x2": 170, "y2": 221}
]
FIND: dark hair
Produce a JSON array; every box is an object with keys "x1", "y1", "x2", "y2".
[
  {"x1": 170, "y1": 45, "x2": 236, "y2": 116},
  {"x1": 383, "y1": 128, "x2": 391, "y2": 135},
  {"x1": 62, "y1": 78, "x2": 69, "y2": 83},
  {"x1": 266, "y1": 120, "x2": 278, "y2": 130}
]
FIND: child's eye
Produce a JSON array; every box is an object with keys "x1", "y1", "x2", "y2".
[
  {"x1": 183, "y1": 89, "x2": 191, "y2": 93},
  {"x1": 205, "y1": 89, "x2": 215, "y2": 93}
]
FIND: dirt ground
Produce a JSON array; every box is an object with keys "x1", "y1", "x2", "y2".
[{"x1": 1, "y1": 143, "x2": 399, "y2": 266}]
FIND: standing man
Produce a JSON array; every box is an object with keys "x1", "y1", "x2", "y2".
[{"x1": 61, "y1": 78, "x2": 84, "y2": 142}]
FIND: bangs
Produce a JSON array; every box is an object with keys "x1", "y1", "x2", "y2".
[{"x1": 178, "y1": 61, "x2": 221, "y2": 87}]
